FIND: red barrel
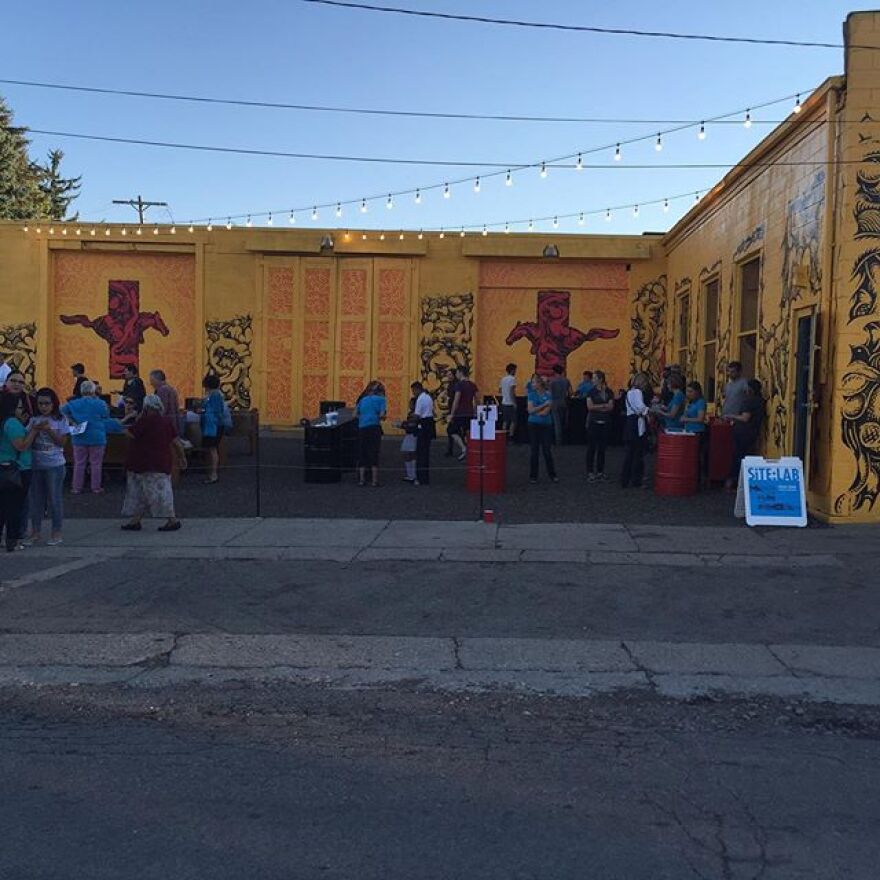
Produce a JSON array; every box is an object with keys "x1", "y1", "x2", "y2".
[
  {"x1": 467, "y1": 434, "x2": 507, "y2": 494},
  {"x1": 708, "y1": 418, "x2": 733, "y2": 483},
  {"x1": 654, "y1": 431, "x2": 699, "y2": 496}
]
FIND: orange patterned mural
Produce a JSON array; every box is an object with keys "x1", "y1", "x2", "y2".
[
  {"x1": 477, "y1": 260, "x2": 630, "y2": 395},
  {"x1": 53, "y1": 252, "x2": 196, "y2": 399},
  {"x1": 264, "y1": 266, "x2": 295, "y2": 422}
]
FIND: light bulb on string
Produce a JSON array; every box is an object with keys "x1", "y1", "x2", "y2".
[
  {"x1": 75, "y1": 228, "x2": 81, "y2": 236},
  {"x1": 539, "y1": 161, "x2": 547, "y2": 179},
  {"x1": 474, "y1": 177, "x2": 481, "y2": 193},
  {"x1": 267, "y1": 213, "x2": 273, "y2": 226},
  {"x1": 504, "y1": 222, "x2": 510, "y2": 234},
  {"x1": 135, "y1": 227, "x2": 141, "y2": 236},
  {"x1": 362, "y1": 232, "x2": 367, "y2": 240},
  {"x1": 360, "y1": 198, "x2": 368, "y2": 213},
  {"x1": 206, "y1": 220, "x2": 212, "y2": 231},
  {"x1": 225, "y1": 218, "x2": 232, "y2": 230},
  {"x1": 576, "y1": 153, "x2": 583, "y2": 171},
  {"x1": 744, "y1": 110, "x2": 752, "y2": 128},
  {"x1": 49, "y1": 227, "x2": 55, "y2": 235},
  {"x1": 663, "y1": 198, "x2": 670, "y2": 212},
  {"x1": 698, "y1": 121, "x2": 706, "y2": 140},
  {"x1": 335, "y1": 203, "x2": 342, "y2": 218},
  {"x1": 170, "y1": 226, "x2": 176, "y2": 234},
  {"x1": 311, "y1": 207, "x2": 318, "y2": 221},
  {"x1": 439, "y1": 230, "x2": 445, "y2": 239},
  {"x1": 246, "y1": 216, "x2": 252, "y2": 227},
  {"x1": 578, "y1": 213, "x2": 585, "y2": 226},
  {"x1": 288, "y1": 211, "x2": 296, "y2": 224},
  {"x1": 694, "y1": 192, "x2": 701, "y2": 203},
  {"x1": 505, "y1": 170, "x2": 512, "y2": 187},
  {"x1": 794, "y1": 94, "x2": 802, "y2": 114},
  {"x1": 399, "y1": 232, "x2": 404, "y2": 240},
  {"x1": 605, "y1": 209, "x2": 611, "y2": 222},
  {"x1": 443, "y1": 183, "x2": 451, "y2": 199},
  {"x1": 188, "y1": 223, "x2": 194, "y2": 232},
  {"x1": 655, "y1": 133, "x2": 663, "y2": 152},
  {"x1": 153, "y1": 227, "x2": 159, "y2": 235},
  {"x1": 386, "y1": 194, "x2": 393, "y2": 210},
  {"x1": 552, "y1": 217, "x2": 559, "y2": 229},
  {"x1": 614, "y1": 144, "x2": 622, "y2": 161},
  {"x1": 119, "y1": 228, "x2": 125, "y2": 236},
  {"x1": 61, "y1": 227, "x2": 67, "y2": 235},
  {"x1": 379, "y1": 232, "x2": 385, "y2": 241},
  {"x1": 418, "y1": 230, "x2": 423, "y2": 240},
  {"x1": 633, "y1": 205, "x2": 640, "y2": 218},
  {"x1": 527, "y1": 219, "x2": 534, "y2": 232},
  {"x1": 104, "y1": 228, "x2": 110, "y2": 236},
  {"x1": 90, "y1": 228, "x2": 96, "y2": 236},
  {"x1": 22, "y1": 224, "x2": 28, "y2": 233},
  {"x1": 481, "y1": 225, "x2": 488, "y2": 237},
  {"x1": 415, "y1": 189, "x2": 421, "y2": 204},
  {"x1": 459, "y1": 228, "x2": 465, "y2": 238}
]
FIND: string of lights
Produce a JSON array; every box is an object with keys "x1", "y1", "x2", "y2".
[
  {"x1": 0, "y1": 76, "x2": 860, "y2": 126},
  {"x1": 12, "y1": 86, "x2": 818, "y2": 229},
  {"x1": 300, "y1": 0, "x2": 866, "y2": 50}
]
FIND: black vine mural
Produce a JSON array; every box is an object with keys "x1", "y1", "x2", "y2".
[
  {"x1": 630, "y1": 275, "x2": 667, "y2": 385},
  {"x1": 759, "y1": 173, "x2": 824, "y2": 451},
  {"x1": 0, "y1": 322, "x2": 37, "y2": 388},
  {"x1": 837, "y1": 136, "x2": 880, "y2": 513},
  {"x1": 205, "y1": 315, "x2": 253, "y2": 410},
  {"x1": 848, "y1": 151, "x2": 880, "y2": 322},
  {"x1": 419, "y1": 293, "x2": 474, "y2": 415}
]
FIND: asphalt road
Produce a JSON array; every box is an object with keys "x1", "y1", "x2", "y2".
[
  {"x1": 4, "y1": 683, "x2": 880, "y2": 880},
  {"x1": 0, "y1": 556, "x2": 875, "y2": 647}
]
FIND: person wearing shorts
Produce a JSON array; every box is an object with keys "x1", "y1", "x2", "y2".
[
  {"x1": 447, "y1": 368, "x2": 478, "y2": 461},
  {"x1": 355, "y1": 382, "x2": 387, "y2": 487}
]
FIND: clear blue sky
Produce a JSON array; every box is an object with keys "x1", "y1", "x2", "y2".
[{"x1": 3, "y1": 1, "x2": 873, "y2": 233}]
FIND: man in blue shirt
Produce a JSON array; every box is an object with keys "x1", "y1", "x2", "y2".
[{"x1": 576, "y1": 371, "x2": 594, "y2": 398}]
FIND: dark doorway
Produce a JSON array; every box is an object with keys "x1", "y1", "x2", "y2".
[{"x1": 792, "y1": 311, "x2": 816, "y2": 467}]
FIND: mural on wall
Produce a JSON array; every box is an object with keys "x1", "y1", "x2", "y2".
[
  {"x1": 205, "y1": 315, "x2": 253, "y2": 410},
  {"x1": 838, "y1": 145, "x2": 880, "y2": 513},
  {"x1": 0, "y1": 322, "x2": 37, "y2": 388},
  {"x1": 506, "y1": 290, "x2": 619, "y2": 375},
  {"x1": 419, "y1": 292, "x2": 474, "y2": 415},
  {"x1": 630, "y1": 275, "x2": 667, "y2": 385},
  {"x1": 760, "y1": 173, "x2": 824, "y2": 452},
  {"x1": 848, "y1": 152, "x2": 880, "y2": 322},
  {"x1": 720, "y1": 227, "x2": 765, "y2": 379},
  {"x1": 59, "y1": 280, "x2": 169, "y2": 378}
]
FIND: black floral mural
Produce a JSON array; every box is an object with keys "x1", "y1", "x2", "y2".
[
  {"x1": 0, "y1": 322, "x2": 37, "y2": 388},
  {"x1": 630, "y1": 275, "x2": 667, "y2": 385},
  {"x1": 419, "y1": 293, "x2": 474, "y2": 415},
  {"x1": 205, "y1": 315, "x2": 253, "y2": 410},
  {"x1": 848, "y1": 151, "x2": 880, "y2": 322},
  {"x1": 837, "y1": 138, "x2": 880, "y2": 513},
  {"x1": 759, "y1": 174, "x2": 824, "y2": 451}
]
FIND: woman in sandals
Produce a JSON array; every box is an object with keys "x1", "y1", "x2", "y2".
[{"x1": 121, "y1": 394, "x2": 183, "y2": 532}]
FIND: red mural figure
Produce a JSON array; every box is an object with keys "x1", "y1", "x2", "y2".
[
  {"x1": 60, "y1": 280, "x2": 170, "y2": 378},
  {"x1": 506, "y1": 289, "x2": 619, "y2": 375}
]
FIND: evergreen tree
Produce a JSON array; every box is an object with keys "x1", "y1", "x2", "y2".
[
  {"x1": 0, "y1": 97, "x2": 82, "y2": 221},
  {"x1": 0, "y1": 96, "x2": 47, "y2": 220},
  {"x1": 38, "y1": 148, "x2": 81, "y2": 220}
]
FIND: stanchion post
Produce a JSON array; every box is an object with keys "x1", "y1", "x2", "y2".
[
  {"x1": 478, "y1": 414, "x2": 485, "y2": 520},
  {"x1": 254, "y1": 411, "x2": 262, "y2": 518}
]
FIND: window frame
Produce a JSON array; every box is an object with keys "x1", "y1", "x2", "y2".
[
  {"x1": 735, "y1": 254, "x2": 762, "y2": 379},
  {"x1": 675, "y1": 289, "x2": 691, "y2": 373},
  {"x1": 700, "y1": 274, "x2": 721, "y2": 403}
]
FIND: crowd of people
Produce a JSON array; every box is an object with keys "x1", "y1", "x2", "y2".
[
  {"x1": 0, "y1": 356, "x2": 233, "y2": 551},
  {"x1": 354, "y1": 359, "x2": 764, "y2": 491}
]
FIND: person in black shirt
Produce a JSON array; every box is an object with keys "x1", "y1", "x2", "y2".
[
  {"x1": 119, "y1": 365, "x2": 147, "y2": 412},
  {"x1": 726, "y1": 379, "x2": 765, "y2": 488},
  {"x1": 70, "y1": 363, "x2": 87, "y2": 399},
  {"x1": 585, "y1": 370, "x2": 615, "y2": 481}
]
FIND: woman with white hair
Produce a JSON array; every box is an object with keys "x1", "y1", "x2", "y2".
[
  {"x1": 60, "y1": 379, "x2": 110, "y2": 494},
  {"x1": 121, "y1": 394, "x2": 182, "y2": 532}
]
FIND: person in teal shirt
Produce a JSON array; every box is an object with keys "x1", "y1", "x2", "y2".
[
  {"x1": 575, "y1": 371, "x2": 594, "y2": 398},
  {"x1": 60, "y1": 380, "x2": 110, "y2": 494},
  {"x1": 682, "y1": 380, "x2": 709, "y2": 486},
  {"x1": 527, "y1": 374, "x2": 557, "y2": 484},
  {"x1": 355, "y1": 381, "x2": 387, "y2": 487},
  {"x1": 656, "y1": 374, "x2": 686, "y2": 431},
  {"x1": 0, "y1": 392, "x2": 39, "y2": 551}
]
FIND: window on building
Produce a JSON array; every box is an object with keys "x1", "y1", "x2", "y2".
[
  {"x1": 702, "y1": 277, "x2": 719, "y2": 403},
  {"x1": 738, "y1": 257, "x2": 760, "y2": 378},
  {"x1": 676, "y1": 292, "x2": 690, "y2": 372}
]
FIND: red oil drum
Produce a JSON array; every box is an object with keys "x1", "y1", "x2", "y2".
[
  {"x1": 654, "y1": 431, "x2": 700, "y2": 496},
  {"x1": 708, "y1": 418, "x2": 734, "y2": 483},
  {"x1": 467, "y1": 433, "x2": 507, "y2": 494}
]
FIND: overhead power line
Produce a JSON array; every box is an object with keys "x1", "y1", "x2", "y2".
[
  {"x1": 300, "y1": 0, "x2": 860, "y2": 50},
  {"x1": 0, "y1": 77, "x2": 838, "y2": 125}
]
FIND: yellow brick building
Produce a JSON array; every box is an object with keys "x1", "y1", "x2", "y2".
[{"x1": 2, "y1": 11, "x2": 880, "y2": 522}]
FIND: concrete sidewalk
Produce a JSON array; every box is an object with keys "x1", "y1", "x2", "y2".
[
  {"x1": 12, "y1": 516, "x2": 874, "y2": 566},
  {"x1": 2, "y1": 633, "x2": 880, "y2": 706}
]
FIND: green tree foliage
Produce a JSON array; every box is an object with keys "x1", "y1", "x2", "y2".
[
  {"x1": 39, "y1": 149, "x2": 81, "y2": 221},
  {"x1": 0, "y1": 96, "x2": 81, "y2": 220}
]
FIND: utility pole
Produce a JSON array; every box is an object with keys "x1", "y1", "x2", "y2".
[{"x1": 112, "y1": 195, "x2": 168, "y2": 225}]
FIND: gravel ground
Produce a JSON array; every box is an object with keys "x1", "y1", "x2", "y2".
[{"x1": 60, "y1": 433, "x2": 738, "y2": 525}]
